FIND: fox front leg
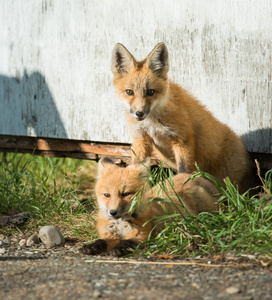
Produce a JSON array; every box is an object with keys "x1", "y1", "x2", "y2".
[
  {"x1": 131, "y1": 134, "x2": 153, "y2": 163},
  {"x1": 172, "y1": 140, "x2": 196, "y2": 173},
  {"x1": 79, "y1": 239, "x2": 107, "y2": 255},
  {"x1": 109, "y1": 239, "x2": 139, "y2": 257},
  {"x1": 109, "y1": 222, "x2": 152, "y2": 257},
  {"x1": 79, "y1": 239, "x2": 121, "y2": 255}
]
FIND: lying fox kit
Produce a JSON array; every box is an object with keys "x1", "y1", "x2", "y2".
[
  {"x1": 111, "y1": 42, "x2": 256, "y2": 193},
  {"x1": 80, "y1": 157, "x2": 219, "y2": 257}
]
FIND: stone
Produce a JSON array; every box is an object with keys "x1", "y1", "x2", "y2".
[
  {"x1": 2, "y1": 237, "x2": 10, "y2": 245},
  {"x1": 10, "y1": 212, "x2": 30, "y2": 226},
  {"x1": 0, "y1": 248, "x2": 6, "y2": 254},
  {"x1": 38, "y1": 226, "x2": 65, "y2": 248},
  {"x1": 11, "y1": 237, "x2": 19, "y2": 243},
  {"x1": 225, "y1": 286, "x2": 240, "y2": 294},
  {"x1": 19, "y1": 239, "x2": 27, "y2": 247},
  {"x1": 0, "y1": 216, "x2": 10, "y2": 226},
  {"x1": 0, "y1": 212, "x2": 30, "y2": 227},
  {"x1": 26, "y1": 234, "x2": 39, "y2": 247}
]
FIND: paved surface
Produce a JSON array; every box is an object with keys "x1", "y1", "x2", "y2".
[{"x1": 1, "y1": 242, "x2": 272, "y2": 300}]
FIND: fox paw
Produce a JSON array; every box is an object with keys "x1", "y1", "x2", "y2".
[
  {"x1": 79, "y1": 239, "x2": 107, "y2": 255},
  {"x1": 110, "y1": 240, "x2": 137, "y2": 257}
]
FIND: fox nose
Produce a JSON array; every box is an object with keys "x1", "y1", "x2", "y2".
[
  {"x1": 135, "y1": 111, "x2": 145, "y2": 118},
  {"x1": 109, "y1": 210, "x2": 118, "y2": 217}
]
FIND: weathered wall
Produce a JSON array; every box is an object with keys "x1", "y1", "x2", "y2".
[{"x1": 0, "y1": 0, "x2": 271, "y2": 153}]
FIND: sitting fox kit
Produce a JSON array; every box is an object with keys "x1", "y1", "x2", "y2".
[
  {"x1": 80, "y1": 157, "x2": 219, "y2": 257},
  {"x1": 111, "y1": 42, "x2": 255, "y2": 193},
  {"x1": 80, "y1": 43, "x2": 256, "y2": 257}
]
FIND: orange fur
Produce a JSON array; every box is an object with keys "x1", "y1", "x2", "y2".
[
  {"x1": 79, "y1": 158, "x2": 219, "y2": 257},
  {"x1": 111, "y1": 42, "x2": 256, "y2": 193}
]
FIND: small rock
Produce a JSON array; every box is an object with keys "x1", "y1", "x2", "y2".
[
  {"x1": 225, "y1": 286, "x2": 240, "y2": 294},
  {"x1": 26, "y1": 234, "x2": 39, "y2": 247},
  {"x1": 0, "y1": 248, "x2": 6, "y2": 255},
  {"x1": 0, "y1": 216, "x2": 10, "y2": 226},
  {"x1": 19, "y1": 239, "x2": 27, "y2": 247},
  {"x1": 93, "y1": 290, "x2": 102, "y2": 298},
  {"x1": 24, "y1": 251, "x2": 34, "y2": 255},
  {"x1": 134, "y1": 264, "x2": 141, "y2": 269},
  {"x1": 0, "y1": 212, "x2": 30, "y2": 227},
  {"x1": 39, "y1": 226, "x2": 65, "y2": 248},
  {"x1": 2, "y1": 237, "x2": 10, "y2": 245},
  {"x1": 11, "y1": 237, "x2": 19, "y2": 243}
]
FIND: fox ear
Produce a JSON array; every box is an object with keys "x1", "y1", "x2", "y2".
[
  {"x1": 140, "y1": 157, "x2": 151, "y2": 170},
  {"x1": 112, "y1": 43, "x2": 136, "y2": 75},
  {"x1": 97, "y1": 157, "x2": 116, "y2": 177},
  {"x1": 129, "y1": 157, "x2": 151, "y2": 178},
  {"x1": 146, "y1": 42, "x2": 169, "y2": 77}
]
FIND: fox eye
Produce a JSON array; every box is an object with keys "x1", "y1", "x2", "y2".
[
  {"x1": 126, "y1": 89, "x2": 134, "y2": 96},
  {"x1": 104, "y1": 193, "x2": 110, "y2": 198},
  {"x1": 147, "y1": 89, "x2": 155, "y2": 96},
  {"x1": 121, "y1": 192, "x2": 130, "y2": 197}
]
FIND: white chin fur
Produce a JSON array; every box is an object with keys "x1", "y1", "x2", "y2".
[{"x1": 98, "y1": 202, "x2": 108, "y2": 213}]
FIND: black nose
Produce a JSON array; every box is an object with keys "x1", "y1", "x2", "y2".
[
  {"x1": 110, "y1": 210, "x2": 117, "y2": 217},
  {"x1": 135, "y1": 111, "x2": 144, "y2": 118}
]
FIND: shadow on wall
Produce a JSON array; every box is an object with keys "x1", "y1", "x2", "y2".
[
  {"x1": 242, "y1": 128, "x2": 272, "y2": 172},
  {"x1": 242, "y1": 128, "x2": 272, "y2": 155},
  {"x1": 0, "y1": 70, "x2": 68, "y2": 138}
]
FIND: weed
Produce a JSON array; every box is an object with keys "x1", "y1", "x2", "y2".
[
  {"x1": 1, "y1": 152, "x2": 272, "y2": 258},
  {"x1": 136, "y1": 164, "x2": 272, "y2": 257},
  {"x1": 0, "y1": 152, "x2": 97, "y2": 241}
]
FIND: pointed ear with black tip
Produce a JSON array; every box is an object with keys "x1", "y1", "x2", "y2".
[
  {"x1": 146, "y1": 42, "x2": 169, "y2": 77},
  {"x1": 97, "y1": 157, "x2": 116, "y2": 177},
  {"x1": 111, "y1": 43, "x2": 136, "y2": 75}
]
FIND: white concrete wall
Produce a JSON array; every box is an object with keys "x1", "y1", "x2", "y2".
[{"x1": 0, "y1": 0, "x2": 271, "y2": 153}]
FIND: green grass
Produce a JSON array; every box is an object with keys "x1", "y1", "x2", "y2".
[
  {"x1": 0, "y1": 152, "x2": 97, "y2": 241},
  {"x1": 1, "y1": 152, "x2": 272, "y2": 259},
  {"x1": 137, "y1": 165, "x2": 272, "y2": 258}
]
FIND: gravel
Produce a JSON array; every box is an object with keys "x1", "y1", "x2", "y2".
[{"x1": 0, "y1": 232, "x2": 272, "y2": 300}]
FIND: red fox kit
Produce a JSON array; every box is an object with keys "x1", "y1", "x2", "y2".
[
  {"x1": 111, "y1": 42, "x2": 255, "y2": 193},
  {"x1": 80, "y1": 157, "x2": 219, "y2": 257}
]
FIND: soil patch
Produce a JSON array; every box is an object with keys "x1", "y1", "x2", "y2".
[{"x1": 1, "y1": 238, "x2": 272, "y2": 300}]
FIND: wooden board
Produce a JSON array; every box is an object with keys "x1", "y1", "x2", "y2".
[
  {"x1": 0, "y1": 135, "x2": 131, "y2": 164},
  {"x1": 0, "y1": 135, "x2": 271, "y2": 170},
  {"x1": 0, "y1": 1, "x2": 271, "y2": 154}
]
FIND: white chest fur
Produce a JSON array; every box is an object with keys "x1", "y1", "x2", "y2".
[
  {"x1": 131, "y1": 114, "x2": 177, "y2": 149},
  {"x1": 141, "y1": 117, "x2": 175, "y2": 137}
]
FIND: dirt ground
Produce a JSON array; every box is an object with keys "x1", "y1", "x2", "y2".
[{"x1": 1, "y1": 238, "x2": 272, "y2": 300}]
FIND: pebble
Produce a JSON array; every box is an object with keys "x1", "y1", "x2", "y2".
[
  {"x1": 134, "y1": 265, "x2": 141, "y2": 269},
  {"x1": 2, "y1": 237, "x2": 10, "y2": 245},
  {"x1": 39, "y1": 226, "x2": 65, "y2": 248},
  {"x1": 0, "y1": 248, "x2": 6, "y2": 254},
  {"x1": 225, "y1": 286, "x2": 240, "y2": 294},
  {"x1": 19, "y1": 239, "x2": 27, "y2": 247},
  {"x1": 93, "y1": 290, "x2": 102, "y2": 298},
  {"x1": 26, "y1": 234, "x2": 39, "y2": 247},
  {"x1": 24, "y1": 251, "x2": 35, "y2": 255}
]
